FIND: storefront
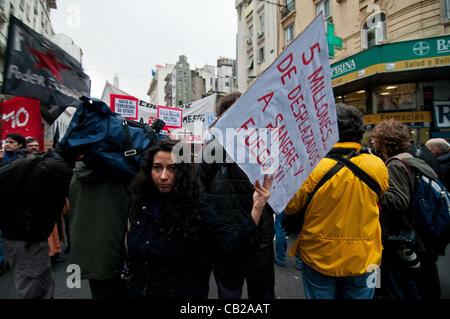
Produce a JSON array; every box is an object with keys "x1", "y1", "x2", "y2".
[{"x1": 331, "y1": 35, "x2": 450, "y2": 145}]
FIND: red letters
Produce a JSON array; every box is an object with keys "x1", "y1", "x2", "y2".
[{"x1": 258, "y1": 92, "x2": 274, "y2": 112}]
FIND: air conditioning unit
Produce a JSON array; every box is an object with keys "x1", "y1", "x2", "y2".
[
  {"x1": 257, "y1": 31, "x2": 264, "y2": 38},
  {"x1": 247, "y1": 38, "x2": 252, "y2": 45}
]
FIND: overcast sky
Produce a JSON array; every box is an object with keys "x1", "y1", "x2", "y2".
[{"x1": 50, "y1": 0, "x2": 237, "y2": 102}]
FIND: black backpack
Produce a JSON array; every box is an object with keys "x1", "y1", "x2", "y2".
[
  {"x1": 0, "y1": 154, "x2": 43, "y2": 209},
  {"x1": 0, "y1": 151, "x2": 73, "y2": 242},
  {"x1": 409, "y1": 141, "x2": 445, "y2": 182}
]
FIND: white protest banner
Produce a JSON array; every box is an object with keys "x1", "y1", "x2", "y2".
[
  {"x1": 210, "y1": 15, "x2": 339, "y2": 214},
  {"x1": 168, "y1": 93, "x2": 217, "y2": 143},
  {"x1": 110, "y1": 94, "x2": 138, "y2": 120},
  {"x1": 157, "y1": 105, "x2": 183, "y2": 129}
]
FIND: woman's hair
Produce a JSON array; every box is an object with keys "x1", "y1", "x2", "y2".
[
  {"x1": 216, "y1": 91, "x2": 241, "y2": 116},
  {"x1": 129, "y1": 139, "x2": 203, "y2": 241},
  {"x1": 335, "y1": 103, "x2": 365, "y2": 143},
  {"x1": 371, "y1": 119, "x2": 411, "y2": 158}
]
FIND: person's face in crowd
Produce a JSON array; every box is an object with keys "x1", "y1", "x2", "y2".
[
  {"x1": 371, "y1": 136, "x2": 387, "y2": 159},
  {"x1": 26, "y1": 141, "x2": 40, "y2": 153},
  {"x1": 5, "y1": 138, "x2": 22, "y2": 152},
  {"x1": 151, "y1": 151, "x2": 177, "y2": 193}
]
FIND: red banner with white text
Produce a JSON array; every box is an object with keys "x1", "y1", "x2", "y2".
[{"x1": 1, "y1": 97, "x2": 44, "y2": 151}]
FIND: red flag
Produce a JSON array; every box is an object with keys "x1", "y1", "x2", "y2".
[{"x1": 1, "y1": 97, "x2": 44, "y2": 151}]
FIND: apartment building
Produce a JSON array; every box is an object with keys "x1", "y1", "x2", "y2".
[
  {"x1": 147, "y1": 64, "x2": 175, "y2": 105},
  {"x1": 235, "y1": 0, "x2": 278, "y2": 92},
  {"x1": 278, "y1": 0, "x2": 450, "y2": 143}
]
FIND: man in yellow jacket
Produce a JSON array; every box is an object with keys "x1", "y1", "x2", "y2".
[{"x1": 286, "y1": 103, "x2": 389, "y2": 299}]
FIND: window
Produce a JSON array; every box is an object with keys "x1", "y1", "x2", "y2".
[
  {"x1": 342, "y1": 90, "x2": 367, "y2": 113},
  {"x1": 284, "y1": 24, "x2": 294, "y2": 45},
  {"x1": 361, "y1": 13, "x2": 386, "y2": 49},
  {"x1": 247, "y1": 56, "x2": 254, "y2": 69},
  {"x1": 375, "y1": 83, "x2": 417, "y2": 111},
  {"x1": 259, "y1": 13, "x2": 265, "y2": 34},
  {"x1": 316, "y1": 0, "x2": 331, "y2": 20},
  {"x1": 286, "y1": 0, "x2": 295, "y2": 10},
  {"x1": 281, "y1": 0, "x2": 295, "y2": 18},
  {"x1": 444, "y1": 0, "x2": 450, "y2": 20},
  {"x1": 249, "y1": 24, "x2": 254, "y2": 38},
  {"x1": 257, "y1": 47, "x2": 265, "y2": 63}
]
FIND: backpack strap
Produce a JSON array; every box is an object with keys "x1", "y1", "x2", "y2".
[
  {"x1": 304, "y1": 162, "x2": 344, "y2": 208},
  {"x1": 385, "y1": 157, "x2": 417, "y2": 229},
  {"x1": 327, "y1": 154, "x2": 382, "y2": 198},
  {"x1": 284, "y1": 149, "x2": 381, "y2": 234},
  {"x1": 386, "y1": 157, "x2": 415, "y2": 193}
]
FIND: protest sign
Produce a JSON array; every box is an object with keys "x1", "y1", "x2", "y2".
[
  {"x1": 110, "y1": 94, "x2": 138, "y2": 120},
  {"x1": 1, "y1": 97, "x2": 44, "y2": 151},
  {"x1": 157, "y1": 105, "x2": 183, "y2": 129},
  {"x1": 170, "y1": 93, "x2": 216, "y2": 144},
  {"x1": 101, "y1": 80, "x2": 216, "y2": 142},
  {"x1": 210, "y1": 15, "x2": 339, "y2": 213}
]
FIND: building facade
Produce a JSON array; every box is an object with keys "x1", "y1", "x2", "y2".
[
  {"x1": 173, "y1": 55, "x2": 192, "y2": 106},
  {"x1": 155, "y1": 56, "x2": 236, "y2": 107},
  {"x1": 191, "y1": 69, "x2": 206, "y2": 102},
  {"x1": 235, "y1": 0, "x2": 278, "y2": 92},
  {"x1": 147, "y1": 63, "x2": 175, "y2": 105},
  {"x1": 216, "y1": 57, "x2": 236, "y2": 95},
  {"x1": 0, "y1": 0, "x2": 84, "y2": 150},
  {"x1": 197, "y1": 64, "x2": 216, "y2": 94},
  {"x1": 0, "y1": 0, "x2": 57, "y2": 86},
  {"x1": 278, "y1": 0, "x2": 450, "y2": 144}
]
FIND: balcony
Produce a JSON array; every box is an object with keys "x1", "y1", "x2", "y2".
[{"x1": 280, "y1": 1, "x2": 295, "y2": 19}]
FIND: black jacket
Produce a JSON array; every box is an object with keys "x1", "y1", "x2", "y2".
[
  {"x1": 126, "y1": 197, "x2": 257, "y2": 300},
  {"x1": 436, "y1": 152, "x2": 450, "y2": 190},
  {"x1": 0, "y1": 151, "x2": 73, "y2": 242},
  {"x1": 197, "y1": 139, "x2": 275, "y2": 249}
]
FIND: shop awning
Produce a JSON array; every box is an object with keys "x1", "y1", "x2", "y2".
[{"x1": 331, "y1": 35, "x2": 450, "y2": 95}]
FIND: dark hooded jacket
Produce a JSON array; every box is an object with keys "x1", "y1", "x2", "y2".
[
  {"x1": 1, "y1": 151, "x2": 72, "y2": 243},
  {"x1": 436, "y1": 151, "x2": 450, "y2": 190},
  {"x1": 197, "y1": 138, "x2": 275, "y2": 250}
]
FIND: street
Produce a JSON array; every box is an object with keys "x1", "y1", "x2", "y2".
[{"x1": 1, "y1": 236, "x2": 449, "y2": 299}]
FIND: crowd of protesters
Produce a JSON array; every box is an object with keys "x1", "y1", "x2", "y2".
[{"x1": 0, "y1": 93, "x2": 449, "y2": 300}]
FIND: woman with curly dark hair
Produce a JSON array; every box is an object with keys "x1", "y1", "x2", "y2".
[
  {"x1": 372, "y1": 119, "x2": 441, "y2": 299},
  {"x1": 124, "y1": 139, "x2": 273, "y2": 300}
]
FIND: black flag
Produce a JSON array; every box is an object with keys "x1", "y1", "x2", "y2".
[{"x1": 1, "y1": 15, "x2": 90, "y2": 108}]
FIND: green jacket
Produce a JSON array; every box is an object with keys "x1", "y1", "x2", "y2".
[
  {"x1": 380, "y1": 152, "x2": 438, "y2": 253},
  {"x1": 68, "y1": 162, "x2": 131, "y2": 280}
]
